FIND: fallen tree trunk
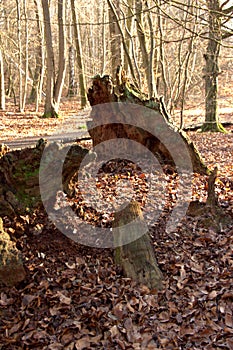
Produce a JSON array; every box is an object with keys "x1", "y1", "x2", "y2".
[
  {"x1": 0, "y1": 140, "x2": 88, "y2": 217},
  {"x1": 87, "y1": 73, "x2": 210, "y2": 175}
]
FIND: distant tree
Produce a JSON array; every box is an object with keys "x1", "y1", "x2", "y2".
[
  {"x1": 108, "y1": 0, "x2": 122, "y2": 77},
  {"x1": 29, "y1": 0, "x2": 45, "y2": 112},
  {"x1": 67, "y1": 45, "x2": 77, "y2": 97},
  {"x1": 0, "y1": 49, "x2": 5, "y2": 110},
  {"x1": 16, "y1": 0, "x2": 23, "y2": 112},
  {"x1": 70, "y1": 0, "x2": 87, "y2": 109},
  {"x1": 41, "y1": 0, "x2": 66, "y2": 118},
  {"x1": 202, "y1": 0, "x2": 233, "y2": 132}
]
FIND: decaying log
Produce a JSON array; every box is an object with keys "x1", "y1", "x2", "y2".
[
  {"x1": 113, "y1": 201, "x2": 163, "y2": 291},
  {"x1": 0, "y1": 218, "x2": 26, "y2": 286},
  {"x1": 87, "y1": 74, "x2": 210, "y2": 175},
  {"x1": 0, "y1": 140, "x2": 88, "y2": 217}
]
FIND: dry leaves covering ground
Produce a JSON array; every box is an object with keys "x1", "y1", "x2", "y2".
[{"x1": 0, "y1": 101, "x2": 232, "y2": 349}]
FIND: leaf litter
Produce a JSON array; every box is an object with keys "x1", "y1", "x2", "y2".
[{"x1": 0, "y1": 123, "x2": 232, "y2": 349}]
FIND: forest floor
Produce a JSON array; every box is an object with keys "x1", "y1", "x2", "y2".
[{"x1": 0, "y1": 99, "x2": 233, "y2": 349}]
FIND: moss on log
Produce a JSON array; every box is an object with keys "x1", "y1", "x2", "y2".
[
  {"x1": 0, "y1": 140, "x2": 88, "y2": 217},
  {"x1": 0, "y1": 218, "x2": 26, "y2": 287}
]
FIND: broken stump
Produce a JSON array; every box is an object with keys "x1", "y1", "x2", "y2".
[{"x1": 113, "y1": 201, "x2": 163, "y2": 291}]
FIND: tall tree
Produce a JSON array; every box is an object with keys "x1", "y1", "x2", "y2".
[
  {"x1": 16, "y1": 0, "x2": 23, "y2": 112},
  {"x1": 135, "y1": 0, "x2": 157, "y2": 97},
  {"x1": 107, "y1": 0, "x2": 138, "y2": 85},
  {"x1": 108, "y1": 0, "x2": 122, "y2": 77},
  {"x1": 70, "y1": 0, "x2": 87, "y2": 109},
  {"x1": 0, "y1": 49, "x2": 5, "y2": 110},
  {"x1": 202, "y1": 0, "x2": 226, "y2": 132},
  {"x1": 201, "y1": 0, "x2": 233, "y2": 132},
  {"x1": 29, "y1": 0, "x2": 45, "y2": 111},
  {"x1": 41, "y1": 0, "x2": 66, "y2": 118},
  {"x1": 67, "y1": 45, "x2": 77, "y2": 97},
  {"x1": 22, "y1": 0, "x2": 29, "y2": 111}
]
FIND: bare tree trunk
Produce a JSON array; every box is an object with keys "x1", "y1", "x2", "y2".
[
  {"x1": 108, "y1": 0, "x2": 122, "y2": 77},
  {"x1": 107, "y1": 0, "x2": 138, "y2": 86},
  {"x1": 16, "y1": 0, "x2": 23, "y2": 112},
  {"x1": 101, "y1": 6, "x2": 107, "y2": 75},
  {"x1": 22, "y1": 0, "x2": 29, "y2": 111},
  {"x1": 157, "y1": 3, "x2": 169, "y2": 104},
  {"x1": 135, "y1": 0, "x2": 156, "y2": 97},
  {"x1": 202, "y1": 0, "x2": 226, "y2": 132},
  {"x1": 41, "y1": 0, "x2": 65, "y2": 117},
  {"x1": 29, "y1": 0, "x2": 45, "y2": 111},
  {"x1": 67, "y1": 45, "x2": 77, "y2": 97},
  {"x1": 70, "y1": 0, "x2": 87, "y2": 109},
  {"x1": 41, "y1": 0, "x2": 58, "y2": 118},
  {"x1": 54, "y1": 0, "x2": 66, "y2": 107},
  {"x1": 0, "y1": 49, "x2": 5, "y2": 110}
]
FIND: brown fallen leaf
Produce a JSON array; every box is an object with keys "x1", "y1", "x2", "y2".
[
  {"x1": 56, "y1": 291, "x2": 72, "y2": 305},
  {"x1": 75, "y1": 337, "x2": 91, "y2": 349},
  {"x1": 225, "y1": 314, "x2": 233, "y2": 328}
]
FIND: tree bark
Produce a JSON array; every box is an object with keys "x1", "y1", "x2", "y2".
[
  {"x1": 0, "y1": 49, "x2": 5, "y2": 110},
  {"x1": 67, "y1": 45, "x2": 77, "y2": 97},
  {"x1": 41, "y1": 0, "x2": 66, "y2": 118},
  {"x1": 70, "y1": 0, "x2": 87, "y2": 109},
  {"x1": 16, "y1": 0, "x2": 23, "y2": 112},
  {"x1": 87, "y1": 73, "x2": 210, "y2": 175},
  {"x1": 113, "y1": 201, "x2": 163, "y2": 291},
  {"x1": 54, "y1": 0, "x2": 66, "y2": 106},
  {"x1": 202, "y1": 0, "x2": 227, "y2": 133},
  {"x1": 108, "y1": 0, "x2": 122, "y2": 77},
  {"x1": 41, "y1": 0, "x2": 58, "y2": 118},
  {"x1": 107, "y1": 0, "x2": 138, "y2": 86}
]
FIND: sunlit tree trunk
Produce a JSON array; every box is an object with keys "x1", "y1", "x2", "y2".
[
  {"x1": 70, "y1": 0, "x2": 87, "y2": 109},
  {"x1": 41, "y1": 0, "x2": 57, "y2": 117},
  {"x1": 135, "y1": 0, "x2": 157, "y2": 97},
  {"x1": 101, "y1": 6, "x2": 107, "y2": 75},
  {"x1": 107, "y1": 0, "x2": 137, "y2": 85},
  {"x1": 41, "y1": 0, "x2": 66, "y2": 118},
  {"x1": 54, "y1": 0, "x2": 66, "y2": 107},
  {"x1": 202, "y1": 0, "x2": 226, "y2": 132},
  {"x1": 30, "y1": 0, "x2": 45, "y2": 111},
  {"x1": 16, "y1": 0, "x2": 23, "y2": 112},
  {"x1": 22, "y1": 0, "x2": 28, "y2": 111},
  {"x1": 0, "y1": 49, "x2": 5, "y2": 110},
  {"x1": 108, "y1": 0, "x2": 122, "y2": 77},
  {"x1": 67, "y1": 45, "x2": 77, "y2": 97}
]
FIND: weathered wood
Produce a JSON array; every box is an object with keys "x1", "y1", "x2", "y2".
[
  {"x1": 207, "y1": 166, "x2": 218, "y2": 207},
  {"x1": 0, "y1": 218, "x2": 26, "y2": 287},
  {"x1": 113, "y1": 201, "x2": 163, "y2": 291},
  {"x1": 87, "y1": 74, "x2": 210, "y2": 175},
  {"x1": 0, "y1": 139, "x2": 88, "y2": 217}
]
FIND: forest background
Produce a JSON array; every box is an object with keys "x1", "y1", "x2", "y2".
[{"x1": 0, "y1": 0, "x2": 232, "y2": 137}]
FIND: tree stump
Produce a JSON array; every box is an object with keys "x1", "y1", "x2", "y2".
[
  {"x1": 113, "y1": 201, "x2": 163, "y2": 291},
  {"x1": 87, "y1": 73, "x2": 210, "y2": 175}
]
